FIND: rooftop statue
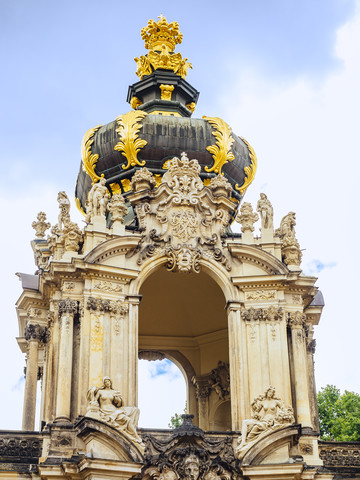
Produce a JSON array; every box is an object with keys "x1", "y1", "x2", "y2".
[
  {"x1": 257, "y1": 193, "x2": 273, "y2": 230},
  {"x1": 86, "y1": 176, "x2": 110, "y2": 222}
]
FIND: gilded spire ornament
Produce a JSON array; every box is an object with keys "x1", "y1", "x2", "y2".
[{"x1": 134, "y1": 15, "x2": 192, "y2": 79}]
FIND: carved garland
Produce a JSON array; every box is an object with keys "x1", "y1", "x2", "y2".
[
  {"x1": 203, "y1": 116, "x2": 235, "y2": 175},
  {"x1": 114, "y1": 110, "x2": 148, "y2": 170}
]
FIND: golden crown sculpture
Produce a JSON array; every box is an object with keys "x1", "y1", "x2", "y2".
[
  {"x1": 141, "y1": 15, "x2": 183, "y2": 52},
  {"x1": 135, "y1": 15, "x2": 192, "y2": 80}
]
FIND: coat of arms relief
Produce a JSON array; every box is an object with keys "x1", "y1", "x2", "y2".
[{"x1": 129, "y1": 153, "x2": 235, "y2": 273}]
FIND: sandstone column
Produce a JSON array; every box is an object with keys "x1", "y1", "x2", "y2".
[
  {"x1": 288, "y1": 311, "x2": 312, "y2": 427},
  {"x1": 227, "y1": 301, "x2": 243, "y2": 431},
  {"x1": 126, "y1": 295, "x2": 142, "y2": 406},
  {"x1": 55, "y1": 298, "x2": 77, "y2": 422},
  {"x1": 22, "y1": 324, "x2": 46, "y2": 430}
]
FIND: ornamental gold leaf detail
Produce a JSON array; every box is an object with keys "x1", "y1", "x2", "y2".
[
  {"x1": 235, "y1": 137, "x2": 257, "y2": 195},
  {"x1": 114, "y1": 110, "x2": 148, "y2": 170},
  {"x1": 135, "y1": 16, "x2": 192, "y2": 79},
  {"x1": 81, "y1": 125, "x2": 102, "y2": 184},
  {"x1": 203, "y1": 116, "x2": 235, "y2": 174}
]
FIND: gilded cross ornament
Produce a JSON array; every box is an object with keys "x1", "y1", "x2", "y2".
[
  {"x1": 114, "y1": 110, "x2": 148, "y2": 170},
  {"x1": 203, "y1": 116, "x2": 235, "y2": 175},
  {"x1": 81, "y1": 125, "x2": 102, "y2": 184},
  {"x1": 135, "y1": 16, "x2": 192, "y2": 79}
]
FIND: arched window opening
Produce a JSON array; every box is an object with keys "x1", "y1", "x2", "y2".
[{"x1": 138, "y1": 358, "x2": 186, "y2": 428}]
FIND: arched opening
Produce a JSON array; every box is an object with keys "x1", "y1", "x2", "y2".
[
  {"x1": 138, "y1": 358, "x2": 186, "y2": 428},
  {"x1": 138, "y1": 267, "x2": 230, "y2": 430}
]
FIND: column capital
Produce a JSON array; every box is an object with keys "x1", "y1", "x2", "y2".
[
  {"x1": 24, "y1": 323, "x2": 47, "y2": 343},
  {"x1": 126, "y1": 294, "x2": 142, "y2": 305},
  {"x1": 58, "y1": 298, "x2": 78, "y2": 317},
  {"x1": 288, "y1": 311, "x2": 306, "y2": 328},
  {"x1": 225, "y1": 300, "x2": 241, "y2": 313}
]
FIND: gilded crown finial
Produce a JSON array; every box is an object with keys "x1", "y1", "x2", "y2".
[
  {"x1": 135, "y1": 16, "x2": 192, "y2": 80},
  {"x1": 140, "y1": 15, "x2": 183, "y2": 53}
]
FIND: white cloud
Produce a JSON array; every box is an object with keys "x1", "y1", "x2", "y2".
[{"x1": 222, "y1": 4, "x2": 360, "y2": 393}]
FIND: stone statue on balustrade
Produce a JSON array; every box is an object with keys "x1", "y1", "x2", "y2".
[
  {"x1": 86, "y1": 175, "x2": 110, "y2": 222},
  {"x1": 275, "y1": 212, "x2": 302, "y2": 266},
  {"x1": 86, "y1": 376, "x2": 142, "y2": 444},
  {"x1": 256, "y1": 193, "x2": 273, "y2": 230},
  {"x1": 235, "y1": 386, "x2": 294, "y2": 455},
  {"x1": 236, "y1": 202, "x2": 259, "y2": 233}
]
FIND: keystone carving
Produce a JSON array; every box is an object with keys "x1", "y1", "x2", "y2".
[
  {"x1": 142, "y1": 415, "x2": 236, "y2": 480},
  {"x1": 129, "y1": 153, "x2": 235, "y2": 273}
]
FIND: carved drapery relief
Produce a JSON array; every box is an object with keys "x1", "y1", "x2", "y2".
[
  {"x1": 235, "y1": 386, "x2": 295, "y2": 456},
  {"x1": 275, "y1": 212, "x2": 302, "y2": 266},
  {"x1": 142, "y1": 415, "x2": 235, "y2": 480},
  {"x1": 129, "y1": 153, "x2": 235, "y2": 273}
]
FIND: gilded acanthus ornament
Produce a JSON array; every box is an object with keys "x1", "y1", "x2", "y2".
[
  {"x1": 108, "y1": 193, "x2": 128, "y2": 224},
  {"x1": 203, "y1": 117, "x2": 235, "y2": 175},
  {"x1": 236, "y1": 386, "x2": 295, "y2": 455},
  {"x1": 235, "y1": 137, "x2": 257, "y2": 195},
  {"x1": 114, "y1": 110, "x2": 148, "y2": 170},
  {"x1": 257, "y1": 193, "x2": 273, "y2": 230},
  {"x1": 32, "y1": 212, "x2": 51, "y2": 239},
  {"x1": 275, "y1": 212, "x2": 302, "y2": 266},
  {"x1": 81, "y1": 125, "x2": 102, "y2": 184},
  {"x1": 86, "y1": 377, "x2": 142, "y2": 444},
  {"x1": 236, "y1": 202, "x2": 259, "y2": 233},
  {"x1": 85, "y1": 175, "x2": 110, "y2": 222},
  {"x1": 135, "y1": 16, "x2": 192, "y2": 79}
]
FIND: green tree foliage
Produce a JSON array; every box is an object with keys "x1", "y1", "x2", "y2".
[
  {"x1": 318, "y1": 385, "x2": 360, "y2": 441},
  {"x1": 168, "y1": 404, "x2": 187, "y2": 429}
]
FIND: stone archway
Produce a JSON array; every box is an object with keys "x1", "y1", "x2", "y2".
[{"x1": 138, "y1": 267, "x2": 231, "y2": 430}]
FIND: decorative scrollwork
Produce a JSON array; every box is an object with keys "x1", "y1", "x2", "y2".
[
  {"x1": 235, "y1": 137, "x2": 257, "y2": 194},
  {"x1": 114, "y1": 110, "x2": 148, "y2": 170},
  {"x1": 203, "y1": 116, "x2": 235, "y2": 175},
  {"x1": 81, "y1": 125, "x2": 102, "y2": 184}
]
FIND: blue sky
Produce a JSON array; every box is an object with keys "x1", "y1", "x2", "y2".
[{"x1": 0, "y1": 0, "x2": 359, "y2": 429}]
